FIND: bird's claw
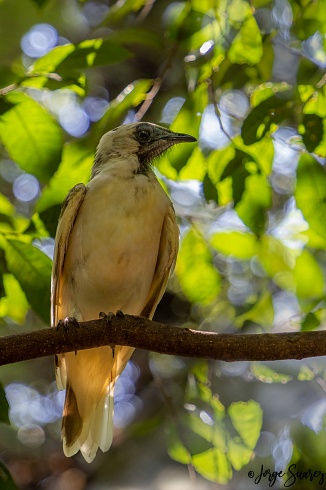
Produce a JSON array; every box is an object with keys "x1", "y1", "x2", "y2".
[
  {"x1": 99, "y1": 311, "x2": 115, "y2": 324},
  {"x1": 98, "y1": 311, "x2": 123, "y2": 358},
  {"x1": 56, "y1": 316, "x2": 79, "y2": 332}
]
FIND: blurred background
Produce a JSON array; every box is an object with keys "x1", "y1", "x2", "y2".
[{"x1": 0, "y1": 0, "x2": 326, "y2": 488}]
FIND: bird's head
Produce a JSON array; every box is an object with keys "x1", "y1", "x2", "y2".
[{"x1": 92, "y1": 122, "x2": 196, "y2": 177}]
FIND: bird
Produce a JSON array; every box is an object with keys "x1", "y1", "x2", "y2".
[{"x1": 51, "y1": 121, "x2": 196, "y2": 462}]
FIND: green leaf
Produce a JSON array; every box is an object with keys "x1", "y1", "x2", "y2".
[
  {"x1": 235, "y1": 291, "x2": 274, "y2": 328},
  {"x1": 227, "y1": 438, "x2": 253, "y2": 470},
  {"x1": 166, "y1": 423, "x2": 192, "y2": 464},
  {"x1": 301, "y1": 114, "x2": 324, "y2": 152},
  {"x1": 203, "y1": 173, "x2": 219, "y2": 203},
  {"x1": 298, "y1": 365, "x2": 315, "y2": 381},
  {"x1": 294, "y1": 250, "x2": 324, "y2": 299},
  {"x1": 0, "y1": 274, "x2": 29, "y2": 323},
  {"x1": 251, "y1": 362, "x2": 292, "y2": 384},
  {"x1": 29, "y1": 0, "x2": 49, "y2": 6},
  {"x1": 169, "y1": 85, "x2": 207, "y2": 172},
  {"x1": 30, "y1": 39, "x2": 132, "y2": 78},
  {"x1": 176, "y1": 228, "x2": 220, "y2": 304},
  {"x1": 295, "y1": 153, "x2": 326, "y2": 240},
  {"x1": 0, "y1": 384, "x2": 9, "y2": 424},
  {"x1": 192, "y1": 448, "x2": 232, "y2": 483},
  {"x1": 0, "y1": 92, "x2": 62, "y2": 183},
  {"x1": 235, "y1": 174, "x2": 272, "y2": 236},
  {"x1": 106, "y1": 28, "x2": 162, "y2": 49},
  {"x1": 210, "y1": 231, "x2": 258, "y2": 259},
  {"x1": 258, "y1": 236, "x2": 295, "y2": 291},
  {"x1": 0, "y1": 193, "x2": 29, "y2": 233},
  {"x1": 4, "y1": 240, "x2": 52, "y2": 324},
  {"x1": 228, "y1": 400, "x2": 262, "y2": 449},
  {"x1": 242, "y1": 94, "x2": 292, "y2": 145},
  {"x1": 0, "y1": 97, "x2": 14, "y2": 115},
  {"x1": 37, "y1": 142, "x2": 93, "y2": 213},
  {"x1": 179, "y1": 147, "x2": 206, "y2": 181},
  {"x1": 228, "y1": 15, "x2": 263, "y2": 65},
  {"x1": 0, "y1": 461, "x2": 18, "y2": 490},
  {"x1": 102, "y1": 0, "x2": 148, "y2": 25},
  {"x1": 301, "y1": 312, "x2": 320, "y2": 332}
]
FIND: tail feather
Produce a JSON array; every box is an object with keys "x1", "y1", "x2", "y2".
[{"x1": 59, "y1": 346, "x2": 124, "y2": 462}]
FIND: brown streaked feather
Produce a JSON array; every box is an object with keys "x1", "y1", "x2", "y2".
[
  {"x1": 62, "y1": 383, "x2": 83, "y2": 447},
  {"x1": 51, "y1": 183, "x2": 87, "y2": 328},
  {"x1": 141, "y1": 204, "x2": 179, "y2": 319},
  {"x1": 51, "y1": 184, "x2": 87, "y2": 391}
]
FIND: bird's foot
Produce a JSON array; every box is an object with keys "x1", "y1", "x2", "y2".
[
  {"x1": 56, "y1": 316, "x2": 79, "y2": 332},
  {"x1": 98, "y1": 311, "x2": 125, "y2": 358},
  {"x1": 99, "y1": 311, "x2": 114, "y2": 324}
]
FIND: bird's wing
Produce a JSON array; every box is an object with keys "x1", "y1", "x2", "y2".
[
  {"x1": 51, "y1": 183, "x2": 87, "y2": 327},
  {"x1": 141, "y1": 204, "x2": 179, "y2": 319},
  {"x1": 51, "y1": 183, "x2": 87, "y2": 390}
]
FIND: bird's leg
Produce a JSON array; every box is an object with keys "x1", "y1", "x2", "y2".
[
  {"x1": 99, "y1": 311, "x2": 116, "y2": 357},
  {"x1": 56, "y1": 316, "x2": 79, "y2": 332}
]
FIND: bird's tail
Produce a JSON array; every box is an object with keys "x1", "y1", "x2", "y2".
[
  {"x1": 62, "y1": 382, "x2": 114, "y2": 463},
  {"x1": 59, "y1": 345, "x2": 134, "y2": 463}
]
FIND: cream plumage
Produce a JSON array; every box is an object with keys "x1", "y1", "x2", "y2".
[{"x1": 51, "y1": 122, "x2": 196, "y2": 462}]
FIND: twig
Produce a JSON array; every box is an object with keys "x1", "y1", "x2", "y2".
[
  {"x1": 0, "y1": 315, "x2": 325, "y2": 366},
  {"x1": 135, "y1": 42, "x2": 180, "y2": 120}
]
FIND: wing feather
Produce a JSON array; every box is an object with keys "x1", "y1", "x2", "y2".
[
  {"x1": 50, "y1": 183, "x2": 87, "y2": 390},
  {"x1": 141, "y1": 204, "x2": 179, "y2": 319}
]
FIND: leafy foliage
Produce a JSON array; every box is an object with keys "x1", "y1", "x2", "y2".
[{"x1": 0, "y1": 0, "x2": 325, "y2": 486}]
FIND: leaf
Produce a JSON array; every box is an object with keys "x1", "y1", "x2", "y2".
[
  {"x1": 0, "y1": 461, "x2": 18, "y2": 490},
  {"x1": 295, "y1": 153, "x2": 326, "y2": 240},
  {"x1": 192, "y1": 448, "x2": 232, "y2": 483},
  {"x1": 235, "y1": 291, "x2": 274, "y2": 328},
  {"x1": 203, "y1": 173, "x2": 218, "y2": 203},
  {"x1": 294, "y1": 250, "x2": 324, "y2": 299},
  {"x1": 176, "y1": 228, "x2": 220, "y2": 304},
  {"x1": 258, "y1": 236, "x2": 295, "y2": 291},
  {"x1": 29, "y1": 0, "x2": 49, "y2": 6},
  {"x1": 228, "y1": 15, "x2": 263, "y2": 65},
  {"x1": 242, "y1": 94, "x2": 292, "y2": 145},
  {"x1": 0, "y1": 98, "x2": 14, "y2": 115},
  {"x1": 4, "y1": 240, "x2": 52, "y2": 324},
  {"x1": 56, "y1": 39, "x2": 133, "y2": 76},
  {"x1": 166, "y1": 423, "x2": 192, "y2": 464},
  {"x1": 30, "y1": 39, "x2": 132, "y2": 78},
  {"x1": 169, "y1": 85, "x2": 207, "y2": 172},
  {"x1": 37, "y1": 142, "x2": 93, "y2": 213},
  {"x1": 301, "y1": 312, "x2": 320, "y2": 332},
  {"x1": 0, "y1": 274, "x2": 29, "y2": 324},
  {"x1": 251, "y1": 363, "x2": 292, "y2": 384},
  {"x1": 301, "y1": 114, "x2": 324, "y2": 152},
  {"x1": 0, "y1": 384, "x2": 9, "y2": 424},
  {"x1": 235, "y1": 174, "x2": 272, "y2": 236},
  {"x1": 228, "y1": 400, "x2": 262, "y2": 450},
  {"x1": 210, "y1": 231, "x2": 258, "y2": 260},
  {"x1": 102, "y1": 0, "x2": 148, "y2": 25},
  {"x1": 0, "y1": 92, "x2": 62, "y2": 183}
]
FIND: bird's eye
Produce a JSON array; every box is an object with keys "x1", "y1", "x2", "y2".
[{"x1": 137, "y1": 129, "x2": 151, "y2": 142}]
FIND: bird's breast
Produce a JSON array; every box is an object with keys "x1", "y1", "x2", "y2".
[{"x1": 60, "y1": 172, "x2": 170, "y2": 320}]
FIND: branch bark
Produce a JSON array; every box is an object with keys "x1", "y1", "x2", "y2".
[{"x1": 0, "y1": 315, "x2": 325, "y2": 366}]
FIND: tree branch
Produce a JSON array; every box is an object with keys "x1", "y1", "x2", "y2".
[{"x1": 0, "y1": 315, "x2": 325, "y2": 366}]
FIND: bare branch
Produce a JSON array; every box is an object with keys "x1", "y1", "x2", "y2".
[{"x1": 0, "y1": 315, "x2": 325, "y2": 366}]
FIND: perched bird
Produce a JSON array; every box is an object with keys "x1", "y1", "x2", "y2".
[{"x1": 51, "y1": 122, "x2": 196, "y2": 462}]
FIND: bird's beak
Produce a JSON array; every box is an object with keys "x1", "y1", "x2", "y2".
[{"x1": 162, "y1": 131, "x2": 197, "y2": 144}]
